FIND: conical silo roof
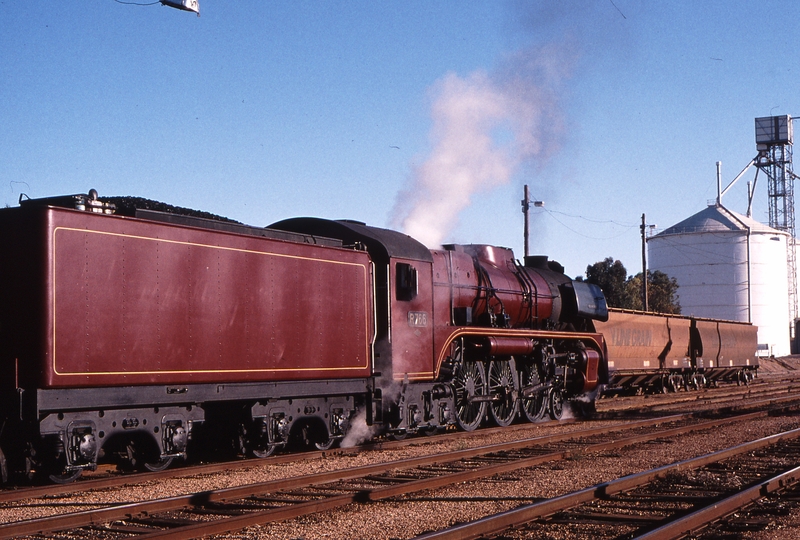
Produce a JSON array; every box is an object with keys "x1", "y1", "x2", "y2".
[{"x1": 656, "y1": 204, "x2": 781, "y2": 236}]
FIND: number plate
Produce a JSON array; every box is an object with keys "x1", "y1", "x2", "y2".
[{"x1": 407, "y1": 311, "x2": 428, "y2": 327}]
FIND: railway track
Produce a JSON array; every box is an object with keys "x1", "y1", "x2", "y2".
[
  {"x1": 1, "y1": 374, "x2": 794, "y2": 498},
  {"x1": 2, "y1": 377, "x2": 799, "y2": 538},
  {"x1": 419, "y1": 425, "x2": 800, "y2": 539},
  {"x1": 0, "y1": 416, "x2": 584, "y2": 504},
  {"x1": 597, "y1": 376, "x2": 800, "y2": 414},
  {"x1": 0, "y1": 407, "x2": 796, "y2": 539}
]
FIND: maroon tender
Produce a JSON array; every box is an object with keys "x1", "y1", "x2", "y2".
[{"x1": 5, "y1": 205, "x2": 373, "y2": 389}]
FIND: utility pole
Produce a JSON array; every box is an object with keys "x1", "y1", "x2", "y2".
[
  {"x1": 641, "y1": 213, "x2": 649, "y2": 311},
  {"x1": 522, "y1": 185, "x2": 530, "y2": 258},
  {"x1": 521, "y1": 185, "x2": 544, "y2": 259}
]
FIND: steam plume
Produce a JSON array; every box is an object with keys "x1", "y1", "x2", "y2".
[{"x1": 393, "y1": 41, "x2": 575, "y2": 248}]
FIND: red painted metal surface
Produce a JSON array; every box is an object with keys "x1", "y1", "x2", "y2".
[
  {"x1": 595, "y1": 309, "x2": 757, "y2": 374},
  {"x1": 436, "y1": 246, "x2": 555, "y2": 329},
  {"x1": 389, "y1": 258, "x2": 435, "y2": 381},
  {"x1": 594, "y1": 310, "x2": 690, "y2": 372},
  {"x1": 483, "y1": 336, "x2": 535, "y2": 356},
  {"x1": 7, "y1": 207, "x2": 374, "y2": 388},
  {"x1": 716, "y1": 320, "x2": 758, "y2": 368}
]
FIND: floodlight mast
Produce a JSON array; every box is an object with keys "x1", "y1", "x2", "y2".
[
  {"x1": 755, "y1": 115, "x2": 797, "y2": 343},
  {"x1": 161, "y1": 0, "x2": 199, "y2": 15}
]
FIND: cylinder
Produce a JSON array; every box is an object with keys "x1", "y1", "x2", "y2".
[{"x1": 483, "y1": 337, "x2": 535, "y2": 356}]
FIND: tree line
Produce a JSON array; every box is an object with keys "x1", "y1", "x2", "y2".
[{"x1": 577, "y1": 257, "x2": 681, "y2": 314}]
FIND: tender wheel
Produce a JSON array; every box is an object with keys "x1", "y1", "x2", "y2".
[
  {"x1": 247, "y1": 419, "x2": 281, "y2": 459},
  {"x1": 452, "y1": 358, "x2": 487, "y2": 431},
  {"x1": 520, "y1": 363, "x2": 547, "y2": 422},
  {"x1": 548, "y1": 389, "x2": 564, "y2": 421},
  {"x1": 44, "y1": 439, "x2": 85, "y2": 483},
  {"x1": 144, "y1": 457, "x2": 174, "y2": 472},
  {"x1": 0, "y1": 447, "x2": 7, "y2": 484},
  {"x1": 48, "y1": 468, "x2": 83, "y2": 484},
  {"x1": 252, "y1": 445, "x2": 278, "y2": 458},
  {"x1": 488, "y1": 359, "x2": 518, "y2": 427},
  {"x1": 314, "y1": 437, "x2": 337, "y2": 450}
]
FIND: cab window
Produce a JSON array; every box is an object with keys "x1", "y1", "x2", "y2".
[{"x1": 396, "y1": 263, "x2": 417, "y2": 301}]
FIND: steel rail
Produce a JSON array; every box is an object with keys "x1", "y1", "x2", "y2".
[
  {"x1": 414, "y1": 426, "x2": 800, "y2": 539},
  {"x1": 634, "y1": 464, "x2": 800, "y2": 539},
  {"x1": 2, "y1": 376, "x2": 792, "y2": 504},
  {"x1": 0, "y1": 415, "x2": 575, "y2": 505},
  {"x1": 599, "y1": 379, "x2": 800, "y2": 412},
  {"x1": 600, "y1": 391, "x2": 800, "y2": 420},
  {"x1": 3, "y1": 407, "x2": 793, "y2": 539},
  {"x1": 0, "y1": 413, "x2": 693, "y2": 539},
  {"x1": 0, "y1": 416, "x2": 578, "y2": 504},
  {"x1": 114, "y1": 413, "x2": 769, "y2": 539},
  {"x1": 0, "y1": 450, "x2": 328, "y2": 505}
]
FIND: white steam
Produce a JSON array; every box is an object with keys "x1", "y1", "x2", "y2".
[
  {"x1": 340, "y1": 409, "x2": 376, "y2": 448},
  {"x1": 393, "y1": 42, "x2": 575, "y2": 248}
]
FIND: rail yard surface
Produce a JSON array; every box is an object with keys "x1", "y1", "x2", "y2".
[
  {"x1": 0, "y1": 193, "x2": 787, "y2": 539},
  {"x1": 2, "y1": 361, "x2": 800, "y2": 539}
]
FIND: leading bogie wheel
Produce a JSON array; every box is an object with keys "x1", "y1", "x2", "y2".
[
  {"x1": 452, "y1": 358, "x2": 487, "y2": 431},
  {"x1": 488, "y1": 359, "x2": 518, "y2": 427}
]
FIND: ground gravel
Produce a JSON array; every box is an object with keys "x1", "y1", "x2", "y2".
[{"x1": 4, "y1": 366, "x2": 800, "y2": 539}]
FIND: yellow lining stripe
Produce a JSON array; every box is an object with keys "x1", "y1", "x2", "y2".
[
  {"x1": 434, "y1": 328, "x2": 605, "y2": 377},
  {"x1": 51, "y1": 225, "x2": 373, "y2": 376}
]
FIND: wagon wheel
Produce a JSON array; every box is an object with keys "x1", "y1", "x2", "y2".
[
  {"x1": 452, "y1": 358, "x2": 487, "y2": 431},
  {"x1": 118, "y1": 438, "x2": 174, "y2": 472},
  {"x1": 737, "y1": 370, "x2": 751, "y2": 386},
  {"x1": 548, "y1": 388, "x2": 565, "y2": 421},
  {"x1": 520, "y1": 363, "x2": 547, "y2": 422},
  {"x1": 487, "y1": 359, "x2": 518, "y2": 427}
]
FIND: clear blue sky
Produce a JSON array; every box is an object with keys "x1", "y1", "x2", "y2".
[{"x1": 2, "y1": 1, "x2": 798, "y2": 278}]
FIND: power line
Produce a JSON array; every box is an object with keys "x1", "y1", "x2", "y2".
[{"x1": 114, "y1": 0, "x2": 160, "y2": 5}]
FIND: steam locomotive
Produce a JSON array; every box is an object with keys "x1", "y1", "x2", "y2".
[{"x1": 0, "y1": 191, "x2": 756, "y2": 483}]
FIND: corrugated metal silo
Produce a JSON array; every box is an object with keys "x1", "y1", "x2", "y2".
[{"x1": 648, "y1": 203, "x2": 790, "y2": 356}]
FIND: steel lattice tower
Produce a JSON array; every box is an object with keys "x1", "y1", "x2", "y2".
[{"x1": 755, "y1": 115, "x2": 797, "y2": 338}]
